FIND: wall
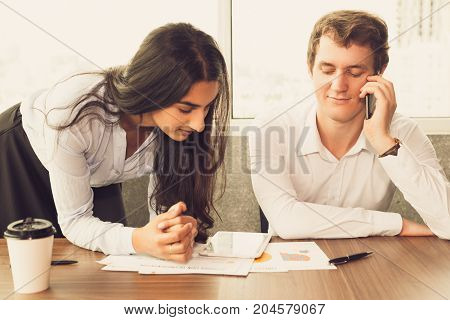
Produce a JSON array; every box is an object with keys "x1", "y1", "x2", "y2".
[{"x1": 123, "y1": 135, "x2": 450, "y2": 234}]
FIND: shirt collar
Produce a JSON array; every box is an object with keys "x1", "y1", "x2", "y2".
[
  {"x1": 297, "y1": 104, "x2": 322, "y2": 156},
  {"x1": 297, "y1": 103, "x2": 372, "y2": 157},
  {"x1": 347, "y1": 130, "x2": 372, "y2": 156}
]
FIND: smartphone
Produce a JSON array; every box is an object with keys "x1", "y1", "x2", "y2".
[
  {"x1": 365, "y1": 72, "x2": 380, "y2": 120},
  {"x1": 365, "y1": 94, "x2": 376, "y2": 120}
]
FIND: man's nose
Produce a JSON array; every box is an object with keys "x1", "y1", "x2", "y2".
[{"x1": 330, "y1": 72, "x2": 349, "y2": 92}]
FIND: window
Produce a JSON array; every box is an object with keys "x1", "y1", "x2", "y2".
[
  {"x1": 1, "y1": 0, "x2": 449, "y2": 132},
  {"x1": 232, "y1": 0, "x2": 450, "y2": 119},
  {"x1": 0, "y1": 0, "x2": 223, "y2": 111}
]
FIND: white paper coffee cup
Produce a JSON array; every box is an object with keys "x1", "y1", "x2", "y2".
[{"x1": 4, "y1": 217, "x2": 56, "y2": 294}]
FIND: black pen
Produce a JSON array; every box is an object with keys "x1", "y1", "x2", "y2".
[
  {"x1": 51, "y1": 260, "x2": 78, "y2": 266},
  {"x1": 329, "y1": 252, "x2": 373, "y2": 265}
]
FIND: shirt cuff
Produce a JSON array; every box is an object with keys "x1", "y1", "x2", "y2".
[
  {"x1": 377, "y1": 143, "x2": 418, "y2": 181},
  {"x1": 370, "y1": 210, "x2": 403, "y2": 236},
  {"x1": 120, "y1": 226, "x2": 136, "y2": 254}
]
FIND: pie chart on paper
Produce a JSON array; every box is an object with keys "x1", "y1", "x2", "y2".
[{"x1": 254, "y1": 251, "x2": 272, "y2": 263}]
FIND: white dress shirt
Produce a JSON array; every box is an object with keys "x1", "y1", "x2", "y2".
[
  {"x1": 249, "y1": 101, "x2": 450, "y2": 239},
  {"x1": 20, "y1": 74, "x2": 155, "y2": 255}
]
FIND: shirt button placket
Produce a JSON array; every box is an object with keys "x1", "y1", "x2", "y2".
[{"x1": 327, "y1": 162, "x2": 339, "y2": 205}]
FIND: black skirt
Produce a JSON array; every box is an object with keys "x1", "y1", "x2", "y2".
[{"x1": 0, "y1": 104, "x2": 127, "y2": 237}]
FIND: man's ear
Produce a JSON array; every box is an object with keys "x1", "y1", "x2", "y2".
[
  {"x1": 308, "y1": 64, "x2": 313, "y2": 78},
  {"x1": 378, "y1": 63, "x2": 388, "y2": 75}
]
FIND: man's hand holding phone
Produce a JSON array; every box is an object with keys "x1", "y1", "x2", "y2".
[{"x1": 360, "y1": 74, "x2": 398, "y2": 155}]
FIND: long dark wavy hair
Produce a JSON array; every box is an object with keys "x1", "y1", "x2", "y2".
[{"x1": 52, "y1": 23, "x2": 230, "y2": 241}]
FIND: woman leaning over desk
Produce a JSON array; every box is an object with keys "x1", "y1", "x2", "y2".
[{"x1": 0, "y1": 23, "x2": 230, "y2": 262}]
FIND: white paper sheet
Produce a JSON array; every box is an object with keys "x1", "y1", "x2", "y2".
[
  {"x1": 251, "y1": 242, "x2": 337, "y2": 272},
  {"x1": 97, "y1": 244, "x2": 254, "y2": 276},
  {"x1": 98, "y1": 242, "x2": 336, "y2": 275}
]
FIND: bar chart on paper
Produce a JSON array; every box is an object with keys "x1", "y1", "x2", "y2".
[{"x1": 251, "y1": 242, "x2": 336, "y2": 272}]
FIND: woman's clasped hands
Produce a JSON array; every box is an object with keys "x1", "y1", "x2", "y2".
[{"x1": 132, "y1": 201, "x2": 198, "y2": 263}]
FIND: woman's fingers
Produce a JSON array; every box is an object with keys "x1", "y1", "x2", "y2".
[
  {"x1": 155, "y1": 202, "x2": 187, "y2": 224},
  {"x1": 169, "y1": 201, "x2": 187, "y2": 213},
  {"x1": 191, "y1": 226, "x2": 198, "y2": 239},
  {"x1": 165, "y1": 222, "x2": 198, "y2": 240},
  {"x1": 158, "y1": 223, "x2": 193, "y2": 245},
  {"x1": 163, "y1": 233, "x2": 193, "y2": 255},
  {"x1": 164, "y1": 224, "x2": 184, "y2": 233},
  {"x1": 168, "y1": 245, "x2": 194, "y2": 263},
  {"x1": 157, "y1": 215, "x2": 197, "y2": 230},
  {"x1": 163, "y1": 221, "x2": 198, "y2": 242}
]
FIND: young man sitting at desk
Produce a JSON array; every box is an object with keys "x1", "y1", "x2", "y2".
[{"x1": 249, "y1": 10, "x2": 450, "y2": 240}]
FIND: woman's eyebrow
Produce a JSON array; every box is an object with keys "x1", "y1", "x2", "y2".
[
  {"x1": 178, "y1": 100, "x2": 215, "y2": 109},
  {"x1": 178, "y1": 101, "x2": 200, "y2": 108}
]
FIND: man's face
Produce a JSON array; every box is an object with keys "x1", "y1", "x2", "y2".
[{"x1": 311, "y1": 35, "x2": 375, "y2": 124}]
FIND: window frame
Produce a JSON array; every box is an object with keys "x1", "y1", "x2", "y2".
[{"x1": 225, "y1": 0, "x2": 450, "y2": 135}]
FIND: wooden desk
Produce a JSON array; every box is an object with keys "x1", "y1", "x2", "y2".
[{"x1": 1, "y1": 237, "x2": 449, "y2": 300}]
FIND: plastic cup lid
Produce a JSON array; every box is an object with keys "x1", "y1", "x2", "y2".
[{"x1": 4, "y1": 217, "x2": 56, "y2": 240}]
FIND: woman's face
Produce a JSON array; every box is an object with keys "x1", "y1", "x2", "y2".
[{"x1": 142, "y1": 81, "x2": 219, "y2": 141}]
